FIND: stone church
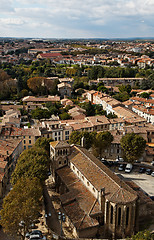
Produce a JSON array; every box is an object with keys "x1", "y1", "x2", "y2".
[{"x1": 50, "y1": 141, "x2": 139, "y2": 239}]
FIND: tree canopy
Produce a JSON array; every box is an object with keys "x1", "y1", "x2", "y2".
[
  {"x1": 120, "y1": 133, "x2": 146, "y2": 163},
  {"x1": 27, "y1": 77, "x2": 46, "y2": 94},
  {"x1": 69, "y1": 131, "x2": 96, "y2": 149},
  {"x1": 31, "y1": 108, "x2": 51, "y2": 120},
  {"x1": 0, "y1": 177, "x2": 42, "y2": 240},
  {"x1": 11, "y1": 145, "x2": 50, "y2": 185},
  {"x1": 92, "y1": 131, "x2": 113, "y2": 159}
]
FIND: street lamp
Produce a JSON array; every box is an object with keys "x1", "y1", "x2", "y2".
[{"x1": 58, "y1": 211, "x2": 66, "y2": 236}]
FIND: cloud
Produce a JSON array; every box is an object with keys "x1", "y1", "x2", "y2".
[
  {"x1": 0, "y1": 0, "x2": 154, "y2": 38},
  {"x1": 0, "y1": 18, "x2": 25, "y2": 25}
]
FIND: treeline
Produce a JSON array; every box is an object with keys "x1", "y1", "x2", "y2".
[{"x1": 0, "y1": 59, "x2": 154, "y2": 100}]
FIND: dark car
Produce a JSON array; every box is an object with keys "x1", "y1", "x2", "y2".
[
  {"x1": 108, "y1": 161, "x2": 114, "y2": 167},
  {"x1": 139, "y1": 167, "x2": 146, "y2": 173},
  {"x1": 101, "y1": 159, "x2": 109, "y2": 166},
  {"x1": 146, "y1": 169, "x2": 152, "y2": 175}
]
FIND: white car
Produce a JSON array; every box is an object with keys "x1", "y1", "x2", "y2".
[
  {"x1": 116, "y1": 157, "x2": 124, "y2": 162},
  {"x1": 125, "y1": 163, "x2": 133, "y2": 173}
]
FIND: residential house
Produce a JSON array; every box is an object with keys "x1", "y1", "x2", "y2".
[{"x1": 57, "y1": 82, "x2": 72, "y2": 98}]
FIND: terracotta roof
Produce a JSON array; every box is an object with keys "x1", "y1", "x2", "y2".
[{"x1": 57, "y1": 166, "x2": 99, "y2": 230}]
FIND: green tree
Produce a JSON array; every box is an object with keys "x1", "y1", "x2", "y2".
[
  {"x1": 140, "y1": 92, "x2": 150, "y2": 99},
  {"x1": 131, "y1": 230, "x2": 153, "y2": 240},
  {"x1": 120, "y1": 133, "x2": 146, "y2": 163},
  {"x1": 0, "y1": 177, "x2": 42, "y2": 240},
  {"x1": 31, "y1": 108, "x2": 51, "y2": 120},
  {"x1": 34, "y1": 137, "x2": 53, "y2": 155},
  {"x1": 69, "y1": 131, "x2": 96, "y2": 149},
  {"x1": 106, "y1": 112, "x2": 118, "y2": 119},
  {"x1": 81, "y1": 102, "x2": 95, "y2": 116},
  {"x1": 59, "y1": 112, "x2": 71, "y2": 120},
  {"x1": 92, "y1": 131, "x2": 113, "y2": 159},
  {"x1": 11, "y1": 146, "x2": 49, "y2": 185},
  {"x1": 69, "y1": 131, "x2": 81, "y2": 145}
]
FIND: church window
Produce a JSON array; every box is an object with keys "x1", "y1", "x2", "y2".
[
  {"x1": 110, "y1": 205, "x2": 113, "y2": 224},
  {"x1": 59, "y1": 161, "x2": 61, "y2": 165},
  {"x1": 126, "y1": 207, "x2": 129, "y2": 225},
  {"x1": 118, "y1": 207, "x2": 121, "y2": 226}
]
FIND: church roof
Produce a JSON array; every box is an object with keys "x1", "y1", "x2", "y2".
[
  {"x1": 68, "y1": 145, "x2": 138, "y2": 204},
  {"x1": 57, "y1": 166, "x2": 99, "y2": 230}
]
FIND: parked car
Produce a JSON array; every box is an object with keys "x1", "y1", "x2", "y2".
[
  {"x1": 151, "y1": 171, "x2": 154, "y2": 177},
  {"x1": 108, "y1": 160, "x2": 114, "y2": 167},
  {"x1": 118, "y1": 164, "x2": 125, "y2": 171},
  {"x1": 101, "y1": 159, "x2": 109, "y2": 166},
  {"x1": 139, "y1": 167, "x2": 146, "y2": 173},
  {"x1": 29, "y1": 236, "x2": 42, "y2": 240},
  {"x1": 146, "y1": 169, "x2": 152, "y2": 175},
  {"x1": 116, "y1": 157, "x2": 124, "y2": 162},
  {"x1": 29, "y1": 230, "x2": 43, "y2": 239},
  {"x1": 151, "y1": 161, "x2": 154, "y2": 166},
  {"x1": 125, "y1": 163, "x2": 133, "y2": 173}
]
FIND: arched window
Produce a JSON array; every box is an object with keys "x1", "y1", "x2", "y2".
[
  {"x1": 60, "y1": 150, "x2": 62, "y2": 155},
  {"x1": 126, "y1": 207, "x2": 129, "y2": 226},
  {"x1": 118, "y1": 207, "x2": 121, "y2": 226},
  {"x1": 87, "y1": 181, "x2": 90, "y2": 186},
  {"x1": 110, "y1": 205, "x2": 113, "y2": 224},
  {"x1": 66, "y1": 149, "x2": 68, "y2": 155},
  {"x1": 58, "y1": 150, "x2": 59, "y2": 156},
  {"x1": 63, "y1": 149, "x2": 65, "y2": 155}
]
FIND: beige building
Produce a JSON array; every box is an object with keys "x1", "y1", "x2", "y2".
[{"x1": 57, "y1": 82, "x2": 72, "y2": 97}]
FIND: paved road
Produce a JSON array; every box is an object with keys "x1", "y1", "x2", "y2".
[
  {"x1": 43, "y1": 185, "x2": 61, "y2": 235},
  {"x1": 116, "y1": 171, "x2": 154, "y2": 196}
]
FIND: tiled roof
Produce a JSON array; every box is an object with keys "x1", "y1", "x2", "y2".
[
  {"x1": 50, "y1": 140, "x2": 70, "y2": 149},
  {"x1": 57, "y1": 166, "x2": 99, "y2": 230},
  {"x1": 0, "y1": 138, "x2": 22, "y2": 157},
  {"x1": 68, "y1": 145, "x2": 137, "y2": 204},
  {"x1": 22, "y1": 95, "x2": 60, "y2": 102}
]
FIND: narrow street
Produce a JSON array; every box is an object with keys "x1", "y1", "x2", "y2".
[{"x1": 44, "y1": 176, "x2": 75, "y2": 239}]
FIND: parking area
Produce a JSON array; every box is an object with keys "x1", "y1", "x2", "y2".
[
  {"x1": 101, "y1": 159, "x2": 154, "y2": 197},
  {"x1": 116, "y1": 171, "x2": 154, "y2": 196}
]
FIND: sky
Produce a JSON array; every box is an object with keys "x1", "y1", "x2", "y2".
[{"x1": 0, "y1": 0, "x2": 154, "y2": 39}]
